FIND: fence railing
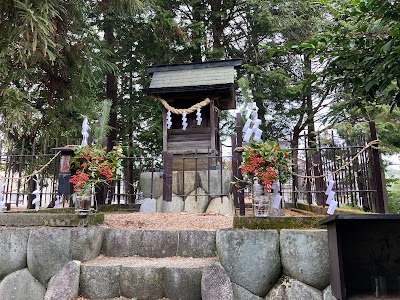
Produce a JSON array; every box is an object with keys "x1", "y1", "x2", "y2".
[{"x1": 0, "y1": 123, "x2": 386, "y2": 214}]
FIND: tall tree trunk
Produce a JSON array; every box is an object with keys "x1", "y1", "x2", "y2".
[
  {"x1": 191, "y1": 1, "x2": 203, "y2": 62},
  {"x1": 210, "y1": 0, "x2": 225, "y2": 59},
  {"x1": 291, "y1": 124, "x2": 301, "y2": 205},
  {"x1": 104, "y1": 19, "x2": 118, "y2": 151},
  {"x1": 100, "y1": 19, "x2": 118, "y2": 206},
  {"x1": 304, "y1": 54, "x2": 325, "y2": 205}
]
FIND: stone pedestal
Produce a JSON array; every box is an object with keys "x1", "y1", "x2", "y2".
[{"x1": 253, "y1": 193, "x2": 284, "y2": 217}]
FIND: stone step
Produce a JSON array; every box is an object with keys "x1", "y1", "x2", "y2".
[
  {"x1": 80, "y1": 256, "x2": 218, "y2": 300},
  {"x1": 102, "y1": 229, "x2": 217, "y2": 258}
]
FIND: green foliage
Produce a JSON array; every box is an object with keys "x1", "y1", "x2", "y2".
[
  {"x1": 0, "y1": 0, "x2": 114, "y2": 146},
  {"x1": 92, "y1": 100, "x2": 113, "y2": 147},
  {"x1": 387, "y1": 176, "x2": 400, "y2": 213},
  {"x1": 296, "y1": 0, "x2": 400, "y2": 117},
  {"x1": 334, "y1": 105, "x2": 400, "y2": 151}
]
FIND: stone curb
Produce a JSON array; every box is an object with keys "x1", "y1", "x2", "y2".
[{"x1": 0, "y1": 213, "x2": 104, "y2": 227}]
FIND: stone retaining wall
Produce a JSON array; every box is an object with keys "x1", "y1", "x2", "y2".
[{"x1": 0, "y1": 226, "x2": 336, "y2": 300}]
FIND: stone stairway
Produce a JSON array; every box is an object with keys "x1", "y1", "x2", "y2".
[{"x1": 79, "y1": 229, "x2": 219, "y2": 300}]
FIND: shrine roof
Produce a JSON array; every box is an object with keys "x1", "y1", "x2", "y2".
[{"x1": 146, "y1": 59, "x2": 242, "y2": 91}]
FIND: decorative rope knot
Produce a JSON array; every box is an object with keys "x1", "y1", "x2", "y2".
[
  {"x1": 234, "y1": 146, "x2": 245, "y2": 153},
  {"x1": 155, "y1": 97, "x2": 211, "y2": 115}
]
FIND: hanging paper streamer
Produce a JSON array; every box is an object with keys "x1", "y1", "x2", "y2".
[
  {"x1": 325, "y1": 173, "x2": 337, "y2": 214},
  {"x1": 327, "y1": 200, "x2": 338, "y2": 215},
  {"x1": 196, "y1": 107, "x2": 202, "y2": 126},
  {"x1": 243, "y1": 119, "x2": 252, "y2": 133},
  {"x1": 182, "y1": 112, "x2": 188, "y2": 130},
  {"x1": 325, "y1": 180, "x2": 335, "y2": 196},
  {"x1": 243, "y1": 102, "x2": 263, "y2": 143},
  {"x1": 32, "y1": 175, "x2": 40, "y2": 211},
  {"x1": 166, "y1": 110, "x2": 172, "y2": 129},
  {"x1": 81, "y1": 117, "x2": 91, "y2": 146},
  {"x1": 245, "y1": 104, "x2": 251, "y2": 119},
  {"x1": 272, "y1": 194, "x2": 282, "y2": 209},
  {"x1": 105, "y1": 190, "x2": 111, "y2": 205},
  {"x1": 0, "y1": 181, "x2": 5, "y2": 212},
  {"x1": 271, "y1": 180, "x2": 282, "y2": 209},
  {"x1": 54, "y1": 195, "x2": 60, "y2": 208},
  {"x1": 326, "y1": 191, "x2": 335, "y2": 205}
]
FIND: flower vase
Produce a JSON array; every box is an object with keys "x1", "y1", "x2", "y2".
[
  {"x1": 74, "y1": 189, "x2": 91, "y2": 217},
  {"x1": 253, "y1": 181, "x2": 285, "y2": 217},
  {"x1": 253, "y1": 193, "x2": 285, "y2": 217}
]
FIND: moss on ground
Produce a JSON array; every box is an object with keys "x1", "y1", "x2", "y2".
[
  {"x1": 295, "y1": 203, "x2": 369, "y2": 215},
  {"x1": 233, "y1": 215, "x2": 327, "y2": 231},
  {"x1": 0, "y1": 212, "x2": 104, "y2": 227}
]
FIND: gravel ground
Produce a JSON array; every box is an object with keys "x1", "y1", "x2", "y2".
[
  {"x1": 103, "y1": 209, "x2": 303, "y2": 231},
  {"x1": 104, "y1": 212, "x2": 234, "y2": 231}
]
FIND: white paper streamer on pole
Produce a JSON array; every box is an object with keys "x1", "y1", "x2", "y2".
[
  {"x1": 245, "y1": 103, "x2": 254, "y2": 119},
  {"x1": 243, "y1": 129, "x2": 253, "y2": 143},
  {"x1": 32, "y1": 175, "x2": 40, "y2": 211},
  {"x1": 271, "y1": 180, "x2": 281, "y2": 209},
  {"x1": 325, "y1": 180, "x2": 335, "y2": 195},
  {"x1": 326, "y1": 191, "x2": 335, "y2": 205},
  {"x1": 243, "y1": 119, "x2": 252, "y2": 133},
  {"x1": 54, "y1": 195, "x2": 60, "y2": 208},
  {"x1": 253, "y1": 128, "x2": 263, "y2": 141},
  {"x1": 81, "y1": 117, "x2": 91, "y2": 146},
  {"x1": 243, "y1": 102, "x2": 263, "y2": 143},
  {"x1": 166, "y1": 110, "x2": 172, "y2": 129},
  {"x1": 325, "y1": 173, "x2": 337, "y2": 214},
  {"x1": 272, "y1": 195, "x2": 282, "y2": 209},
  {"x1": 196, "y1": 107, "x2": 202, "y2": 126},
  {"x1": 327, "y1": 200, "x2": 338, "y2": 215},
  {"x1": 182, "y1": 112, "x2": 188, "y2": 130},
  {"x1": 0, "y1": 181, "x2": 5, "y2": 212},
  {"x1": 105, "y1": 190, "x2": 111, "y2": 205}
]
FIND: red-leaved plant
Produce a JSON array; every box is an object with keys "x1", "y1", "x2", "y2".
[
  {"x1": 69, "y1": 145, "x2": 123, "y2": 194},
  {"x1": 241, "y1": 140, "x2": 291, "y2": 192}
]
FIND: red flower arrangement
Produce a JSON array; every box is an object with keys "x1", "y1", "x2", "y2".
[
  {"x1": 241, "y1": 141, "x2": 291, "y2": 192},
  {"x1": 69, "y1": 145, "x2": 123, "y2": 194}
]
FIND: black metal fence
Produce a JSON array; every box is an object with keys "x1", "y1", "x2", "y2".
[
  {"x1": 284, "y1": 122, "x2": 385, "y2": 213},
  {"x1": 0, "y1": 142, "x2": 233, "y2": 209},
  {"x1": 0, "y1": 122, "x2": 386, "y2": 213}
]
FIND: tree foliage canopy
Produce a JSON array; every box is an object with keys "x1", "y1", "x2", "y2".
[
  {"x1": 1, "y1": 0, "x2": 399, "y2": 153},
  {"x1": 297, "y1": 0, "x2": 400, "y2": 116}
]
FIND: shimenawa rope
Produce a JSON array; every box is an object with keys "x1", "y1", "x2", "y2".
[
  {"x1": 1, "y1": 151, "x2": 62, "y2": 182},
  {"x1": 155, "y1": 97, "x2": 211, "y2": 115},
  {"x1": 289, "y1": 139, "x2": 380, "y2": 179}
]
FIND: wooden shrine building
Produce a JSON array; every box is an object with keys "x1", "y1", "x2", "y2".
[{"x1": 146, "y1": 59, "x2": 242, "y2": 170}]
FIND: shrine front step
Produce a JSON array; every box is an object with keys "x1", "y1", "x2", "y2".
[
  {"x1": 80, "y1": 256, "x2": 218, "y2": 300},
  {"x1": 102, "y1": 229, "x2": 217, "y2": 258}
]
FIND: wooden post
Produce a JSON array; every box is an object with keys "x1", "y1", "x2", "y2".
[
  {"x1": 305, "y1": 138, "x2": 312, "y2": 205},
  {"x1": 163, "y1": 151, "x2": 173, "y2": 202},
  {"x1": 231, "y1": 134, "x2": 239, "y2": 208},
  {"x1": 162, "y1": 107, "x2": 168, "y2": 152},
  {"x1": 369, "y1": 121, "x2": 387, "y2": 213},
  {"x1": 210, "y1": 99, "x2": 216, "y2": 156},
  {"x1": 235, "y1": 113, "x2": 245, "y2": 216}
]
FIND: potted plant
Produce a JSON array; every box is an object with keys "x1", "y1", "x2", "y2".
[
  {"x1": 240, "y1": 140, "x2": 291, "y2": 216},
  {"x1": 69, "y1": 145, "x2": 123, "y2": 210},
  {"x1": 69, "y1": 100, "x2": 123, "y2": 216},
  {"x1": 241, "y1": 140, "x2": 291, "y2": 191}
]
